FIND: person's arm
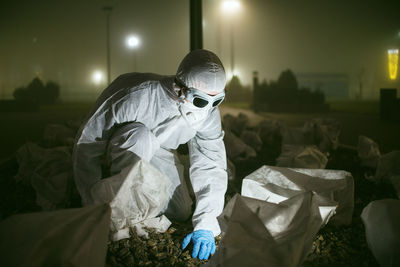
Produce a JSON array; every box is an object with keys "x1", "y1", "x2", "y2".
[
  {"x1": 181, "y1": 107, "x2": 227, "y2": 260},
  {"x1": 188, "y1": 107, "x2": 228, "y2": 236}
]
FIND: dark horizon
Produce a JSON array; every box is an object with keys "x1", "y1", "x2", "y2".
[{"x1": 1, "y1": 0, "x2": 399, "y2": 101}]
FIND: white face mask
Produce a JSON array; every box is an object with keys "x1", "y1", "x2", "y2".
[{"x1": 179, "y1": 100, "x2": 211, "y2": 128}]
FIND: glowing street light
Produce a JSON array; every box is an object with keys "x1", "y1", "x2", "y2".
[
  {"x1": 227, "y1": 69, "x2": 240, "y2": 80},
  {"x1": 126, "y1": 35, "x2": 141, "y2": 72},
  {"x1": 126, "y1": 35, "x2": 140, "y2": 49},
  {"x1": 92, "y1": 70, "x2": 104, "y2": 85},
  {"x1": 388, "y1": 49, "x2": 399, "y2": 80},
  {"x1": 221, "y1": 0, "x2": 241, "y2": 78},
  {"x1": 221, "y1": 0, "x2": 241, "y2": 14}
]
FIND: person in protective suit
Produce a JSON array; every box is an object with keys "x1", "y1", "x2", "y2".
[{"x1": 73, "y1": 49, "x2": 227, "y2": 260}]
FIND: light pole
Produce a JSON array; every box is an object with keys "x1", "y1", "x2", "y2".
[
  {"x1": 221, "y1": 0, "x2": 241, "y2": 78},
  {"x1": 103, "y1": 6, "x2": 113, "y2": 85},
  {"x1": 126, "y1": 35, "x2": 140, "y2": 72}
]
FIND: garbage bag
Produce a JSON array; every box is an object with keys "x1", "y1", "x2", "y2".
[
  {"x1": 15, "y1": 142, "x2": 74, "y2": 210},
  {"x1": 276, "y1": 144, "x2": 328, "y2": 169},
  {"x1": 15, "y1": 142, "x2": 46, "y2": 184},
  {"x1": 224, "y1": 130, "x2": 256, "y2": 163},
  {"x1": 281, "y1": 126, "x2": 311, "y2": 146},
  {"x1": 227, "y1": 159, "x2": 236, "y2": 182},
  {"x1": 32, "y1": 146, "x2": 73, "y2": 210},
  {"x1": 223, "y1": 113, "x2": 249, "y2": 136},
  {"x1": 256, "y1": 119, "x2": 282, "y2": 147},
  {"x1": 91, "y1": 160, "x2": 172, "y2": 240},
  {"x1": 303, "y1": 118, "x2": 341, "y2": 153},
  {"x1": 0, "y1": 204, "x2": 111, "y2": 267},
  {"x1": 42, "y1": 124, "x2": 76, "y2": 148},
  {"x1": 357, "y1": 135, "x2": 381, "y2": 169},
  {"x1": 375, "y1": 151, "x2": 400, "y2": 181},
  {"x1": 361, "y1": 199, "x2": 400, "y2": 267},
  {"x1": 240, "y1": 130, "x2": 263, "y2": 152},
  {"x1": 241, "y1": 165, "x2": 354, "y2": 225},
  {"x1": 208, "y1": 193, "x2": 323, "y2": 267},
  {"x1": 389, "y1": 175, "x2": 400, "y2": 198}
]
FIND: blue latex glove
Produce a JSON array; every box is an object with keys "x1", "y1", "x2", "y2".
[{"x1": 181, "y1": 230, "x2": 216, "y2": 260}]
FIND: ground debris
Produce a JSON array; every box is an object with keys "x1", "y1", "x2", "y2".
[{"x1": 106, "y1": 222, "x2": 218, "y2": 267}]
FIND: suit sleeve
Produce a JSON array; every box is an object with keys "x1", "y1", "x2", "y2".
[{"x1": 188, "y1": 107, "x2": 228, "y2": 236}]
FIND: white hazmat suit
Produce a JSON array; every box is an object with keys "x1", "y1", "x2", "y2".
[{"x1": 73, "y1": 49, "x2": 228, "y2": 236}]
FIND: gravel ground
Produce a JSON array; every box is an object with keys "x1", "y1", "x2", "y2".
[
  {"x1": 1, "y1": 146, "x2": 396, "y2": 266},
  {"x1": 0, "y1": 106, "x2": 398, "y2": 266}
]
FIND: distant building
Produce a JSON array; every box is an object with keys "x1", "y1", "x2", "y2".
[{"x1": 296, "y1": 72, "x2": 349, "y2": 100}]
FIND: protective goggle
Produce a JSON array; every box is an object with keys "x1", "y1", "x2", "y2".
[
  {"x1": 175, "y1": 78, "x2": 225, "y2": 108},
  {"x1": 185, "y1": 87, "x2": 225, "y2": 108}
]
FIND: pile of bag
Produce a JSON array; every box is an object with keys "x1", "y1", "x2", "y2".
[{"x1": 222, "y1": 113, "x2": 341, "y2": 169}]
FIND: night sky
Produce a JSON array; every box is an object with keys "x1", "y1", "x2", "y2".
[{"x1": 1, "y1": 0, "x2": 399, "y2": 100}]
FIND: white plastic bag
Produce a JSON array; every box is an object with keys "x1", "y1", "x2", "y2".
[
  {"x1": 276, "y1": 144, "x2": 328, "y2": 169},
  {"x1": 15, "y1": 142, "x2": 74, "y2": 210},
  {"x1": 91, "y1": 160, "x2": 172, "y2": 240},
  {"x1": 375, "y1": 151, "x2": 400, "y2": 181},
  {"x1": 208, "y1": 193, "x2": 323, "y2": 267},
  {"x1": 303, "y1": 118, "x2": 341, "y2": 152},
  {"x1": 357, "y1": 135, "x2": 380, "y2": 169},
  {"x1": 240, "y1": 130, "x2": 263, "y2": 152},
  {"x1": 241, "y1": 165, "x2": 354, "y2": 225},
  {"x1": 0, "y1": 204, "x2": 111, "y2": 267},
  {"x1": 361, "y1": 199, "x2": 400, "y2": 267},
  {"x1": 224, "y1": 130, "x2": 256, "y2": 163}
]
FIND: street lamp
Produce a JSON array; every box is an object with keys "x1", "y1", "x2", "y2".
[
  {"x1": 221, "y1": 0, "x2": 241, "y2": 77},
  {"x1": 126, "y1": 35, "x2": 140, "y2": 72},
  {"x1": 92, "y1": 70, "x2": 104, "y2": 85},
  {"x1": 221, "y1": 0, "x2": 240, "y2": 14}
]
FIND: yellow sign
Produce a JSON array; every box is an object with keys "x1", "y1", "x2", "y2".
[{"x1": 388, "y1": 49, "x2": 398, "y2": 80}]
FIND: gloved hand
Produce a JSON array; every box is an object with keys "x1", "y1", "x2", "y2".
[{"x1": 181, "y1": 230, "x2": 216, "y2": 260}]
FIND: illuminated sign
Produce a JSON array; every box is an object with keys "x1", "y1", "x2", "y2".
[{"x1": 388, "y1": 49, "x2": 399, "y2": 80}]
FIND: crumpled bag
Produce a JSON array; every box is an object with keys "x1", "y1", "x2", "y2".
[
  {"x1": 375, "y1": 151, "x2": 400, "y2": 181},
  {"x1": 42, "y1": 123, "x2": 76, "y2": 148},
  {"x1": 276, "y1": 144, "x2": 328, "y2": 169},
  {"x1": 281, "y1": 126, "x2": 311, "y2": 146},
  {"x1": 227, "y1": 159, "x2": 236, "y2": 182},
  {"x1": 256, "y1": 119, "x2": 282, "y2": 147},
  {"x1": 357, "y1": 135, "x2": 381, "y2": 169},
  {"x1": 240, "y1": 130, "x2": 263, "y2": 152},
  {"x1": 15, "y1": 142, "x2": 46, "y2": 184},
  {"x1": 389, "y1": 175, "x2": 400, "y2": 198},
  {"x1": 374, "y1": 151, "x2": 400, "y2": 197},
  {"x1": 91, "y1": 160, "x2": 172, "y2": 240},
  {"x1": 0, "y1": 204, "x2": 111, "y2": 267},
  {"x1": 361, "y1": 199, "x2": 400, "y2": 267},
  {"x1": 303, "y1": 118, "x2": 341, "y2": 153},
  {"x1": 224, "y1": 130, "x2": 257, "y2": 163},
  {"x1": 241, "y1": 165, "x2": 354, "y2": 225},
  {"x1": 208, "y1": 193, "x2": 323, "y2": 267},
  {"x1": 14, "y1": 142, "x2": 74, "y2": 210},
  {"x1": 223, "y1": 113, "x2": 249, "y2": 136}
]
